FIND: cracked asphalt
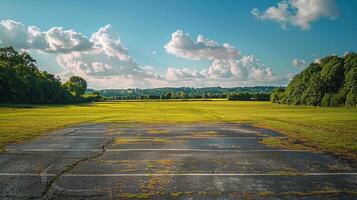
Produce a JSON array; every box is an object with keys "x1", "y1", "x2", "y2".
[{"x1": 0, "y1": 123, "x2": 356, "y2": 200}]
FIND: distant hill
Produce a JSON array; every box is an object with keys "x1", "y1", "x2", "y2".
[
  {"x1": 88, "y1": 86, "x2": 276, "y2": 100},
  {"x1": 271, "y1": 53, "x2": 357, "y2": 107}
]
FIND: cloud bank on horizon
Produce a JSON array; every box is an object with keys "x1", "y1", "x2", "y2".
[{"x1": 0, "y1": 0, "x2": 342, "y2": 88}]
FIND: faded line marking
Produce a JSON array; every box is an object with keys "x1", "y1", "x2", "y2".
[
  {"x1": 5, "y1": 149, "x2": 102, "y2": 152},
  {"x1": 43, "y1": 136, "x2": 284, "y2": 139},
  {"x1": 106, "y1": 149, "x2": 310, "y2": 152},
  {"x1": 4, "y1": 148, "x2": 310, "y2": 152},
  {"x1": 0, "y1": 173, "x2": 356, "y2": 177}
]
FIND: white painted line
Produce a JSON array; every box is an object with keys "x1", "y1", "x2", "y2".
[
  {"x1": 5, "y1": 148, "x2": 102, "y2": 152},
  {"x1": 43, "y1": 136, "x2": 282, "y2": 139},
  {"x1": 5, "y1": 148, "x2": 310, "y2": 152},
  {"x1": 0, "y1": 172, "x2": 356, "y2": 177},
  {"x1": 106, "y1": 149, "x2": 310, "y2": 152}
]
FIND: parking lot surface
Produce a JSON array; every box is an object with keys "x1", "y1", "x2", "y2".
[{"x1": 0, "y1": 123, "x2": 356, "y2": 199}]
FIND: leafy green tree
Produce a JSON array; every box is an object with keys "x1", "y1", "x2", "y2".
[
  {"x1": 64, "y1": 76, "x2": 87, "y2": 98},
  {"x1": 346, "y1": 90, "x2": 357, "y2": 106},
  {"x1": 320, "y1": 56, "x2": 344, "y2": 93},
  {"x1": 179, "y1": 91, "x2": 186, "y2": 99},
  {"x1": 0, "y1": 47, "x2": 98, "y2": 104},
  {"x1": 271, "y1": 52, "x2": 357, "y2": 107},
  {"x1": 270, "y1": 88, "x2": 285, "y2": 103}
]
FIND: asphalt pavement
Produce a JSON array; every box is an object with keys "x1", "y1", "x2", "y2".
[{"x1": 0, "y1": 123, "x2": 356, "y2": 199}]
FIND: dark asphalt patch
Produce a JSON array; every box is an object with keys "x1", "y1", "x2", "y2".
[
  {"x1": 0, "y1": 123, "x2": 356, "y2": 200},
  {"x1": 46, "y1": 174, "x2": 357, "y2": 200},
  {"x1": 68, "y1": 151, "x2": 356, "y2": 174}
]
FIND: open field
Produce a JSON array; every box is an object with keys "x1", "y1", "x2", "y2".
[{"x1": 0, "y1": 101, "x2": 356, "y2": 158}]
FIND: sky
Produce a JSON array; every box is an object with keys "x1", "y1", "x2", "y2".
[{"x1": 0, "y1": 0, "x2": 356, "y2": 89}]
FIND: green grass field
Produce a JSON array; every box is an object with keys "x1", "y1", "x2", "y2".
[{"x1": 0, "y1": 101, "x2": 356, "y2": 159}]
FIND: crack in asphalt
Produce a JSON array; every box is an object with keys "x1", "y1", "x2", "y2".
[
  {"x1": 41, "y1": 137, "x2": 115, "y2": 200},
  {"x1": 64, "y1": 128, "x2": 80, "y2": 136}
]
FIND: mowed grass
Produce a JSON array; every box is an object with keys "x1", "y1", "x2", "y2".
[{"x1": 0, "y1": 101, "x2": 356, "y2": 158}]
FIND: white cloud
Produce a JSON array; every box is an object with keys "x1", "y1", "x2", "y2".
[
  {"x1": 56, "y1": 24, "x2": 138, "y2": 77},
  {"x1": 166, "y1": 67, "x2": 204, "y2": 81},
  {"x1": 252, "y1": 0, "x2": 339, "y2": 30},
  {"x1": 287, "y1": 72, "x2": 296, "y2": 81},
  {"x1": 143, "y1": 65, "x2": 155, "y2": 71},
  {"x1": 56, "y1": 25, "x2": 163, "y2": 88},
  {"x1": 292, "y1": 58, "x2": 306, "y2": 67},
  {"x1": 164, "y1": 30, "x2": 240, "y2": 60},
  {"x1": 251, "y1": 2, "x2": 291, "y2": 29},
  {"x1": 206, "y1": 56, "x2": 282, "y2": 84},
  {"x1": 163, "y1": 30, "x2": 286, "y2": 87},
  {"x1": 314, "y1": 58, "x2": 321, "y2": 64},
  {"x1": 1, "y1": 20, "x2": 288, "y2": 88},
  {"x1": 162, "y1": 29, "x2": 285, "y2": 85},
  {"x1": 0, "y1": 19, "x2": 92, "y2": 52},
  {"x1": 0, "y1": 20, "x2": 29, "y2": 48},
  {"x1": 90, "y1": 25, "x2": 130, "y2": 60},
  {"x1": 151, "y1": 51, "x2": 157, "y2": 54},
  {"x1": 165, "y1": 55, "x2": 287, "y2": 87}
]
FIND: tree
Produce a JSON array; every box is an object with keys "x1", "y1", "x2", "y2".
[
  {"x1": 271, "y1": 52, "x2": 357, "y2": 107},
  {"x1": 179, "y1": 91, "x2": 186, "y2": 99},
  {"x1": 64, "y1": 76, "x2": 87, "y2": 98},
  {"x1": 320, "y1": 56, "x2": 344, "y2": 93},
  {"x1": 0, "y1": 47, "x2": 97, "y2": 104}
]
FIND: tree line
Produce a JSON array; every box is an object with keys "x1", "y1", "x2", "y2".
[
  {"x1": 0, "y1": 47, "x2": 101, "y2": 104},
  {"x1": 89, "y1": 86, "x2": 275, "y2": 100},
  {"x1": 271, "y1": 53, "x2": 357, "y2": 107}
]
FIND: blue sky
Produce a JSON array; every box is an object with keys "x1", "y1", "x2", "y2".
[{"x1": 0, "y1": 0, "x2": 356, "y2": 88}]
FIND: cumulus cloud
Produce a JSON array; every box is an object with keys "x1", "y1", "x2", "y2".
[
  {"x1": 0, "y1": 19, "x2": 166, "y2": 88},
  {"x1": 163, "y1": 30, "x2": 286, "y2": 86},
  {"x1": 166, "y1": 67, "x2": 204, "y2": 81},
  {"x1": 56, "y1": 24, "x2": 138, "y2": 77},
  {"x1": 56, "y1": 25, "x2": 163, "y2": 88},
  {"x1": 292, "y1": 58, "x2": 306, "y2": 67},
  {"x1": 206, "y1": 56, "x2": 282, "y2": 84},
  {"x1": 0, "y1": 19, "x2": 92, "y2": 52},
  {"x1": 165, "y1": 55, "x2": 287, "y2": 87},
  {"x1": 1, "y1": 20, "x2": 287, "y2": 88},
  {"x1": 252, "y1": 0, "x2": 339, "y2": 30},
  {"x1": 90, "y1": 25, "x2": 130, "y2": 60},
  {"x1": 164, "y1": 30, "x2": 239, "y2": 60}
]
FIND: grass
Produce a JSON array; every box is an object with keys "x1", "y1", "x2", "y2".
[{"x1": 0, "y1": 101, "x2": 356, "y2": 158}]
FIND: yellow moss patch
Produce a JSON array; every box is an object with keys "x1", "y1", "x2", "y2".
[
  {"x1": 157, "y1": 159, "x2": 174, "y2": 167},
  {"x1": 327, "y1": 163, "x2": 352, "y2": 172},
  {"x1": 103, "y1": 160, "x2": 139, "y2": 172},
  {"x1": 115, "y1": 138, "x2": 182, "y2": 145},
  {"x1": 118, "y1": 193, "x2": 155, "y2": 199},
  {"x1": 147, "y1": 129, "x2": 170, "y2": 134},
  {"x1": 258, "y1": 191, "x2": 275, "y2": 197},
  {"x1": 258, "y1": 188, "x2": 357, "y2": 197},
  {"x1": 170, "y1": 191, "x2": 194, "y2": 198},
  {"x1": 261, "y1": 137, "x2": 313, "y2": 151}
]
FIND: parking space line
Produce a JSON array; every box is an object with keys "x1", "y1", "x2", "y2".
[
  {"x1": 0, "y1": 172, "x2": 356, "y2": 177},
  {"x1": 5, "y1": 148, "x2": 310, "y2": 152},
  {"x1": 42, "y1": 136, "x2": 284, "y2": 139},
  {"x1": 5, "y1": 148, "x2": 103, "y2": 152},
  {"x1": 106, "y1": 149, "x2": 310, "y2": 152}
]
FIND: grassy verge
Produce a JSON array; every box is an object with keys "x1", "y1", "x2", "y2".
[{"x1": 0, "y1": 101, "x2": 356, "y2": 158}]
